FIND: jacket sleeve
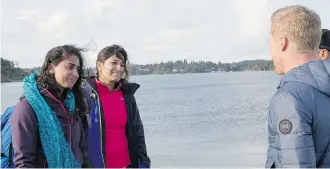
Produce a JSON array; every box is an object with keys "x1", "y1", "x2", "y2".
[
  {"x1": 79, "y1": 120, "x2": 92, "y2": 168},
  {"x1": 10, "y1": 99, "x2": 39, "y2": 168},
  {"x1": 267, "y1": 91, "x2": 316, "y2": 168},
  {"x1": 131, "y1": 96, "x2": 151, "y2": 167}
]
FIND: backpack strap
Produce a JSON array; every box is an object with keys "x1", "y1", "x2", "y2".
[
  {"x1": 1, "y1": 142, "x2": 5, "y2": 157},
  {"x1": 8, "y1": 144, "x2": 13, "y2": 167},
  {"x1": 1, "y1": 106, "x2": 15, "y2": 168}
]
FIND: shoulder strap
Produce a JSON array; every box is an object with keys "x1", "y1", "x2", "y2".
[
  {"x1": 1, "y1": 106, "x2": 15, "y2": 168},
  {"x1": 8, "y1": 144, "x2": 13, "y2": 167}
]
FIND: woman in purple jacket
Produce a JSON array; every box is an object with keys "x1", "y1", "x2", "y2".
[{"x1": 10, "y1": 45, "x2": 91, "y2": 168}]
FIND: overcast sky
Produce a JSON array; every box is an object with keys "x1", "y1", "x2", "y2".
[{"x1": 1, "y1": 0, "x2": 330, "y2": 68}]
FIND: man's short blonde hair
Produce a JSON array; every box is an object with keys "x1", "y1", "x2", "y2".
[{"x1": 271, "y1": 5, "x2": 322, "y2": 52}]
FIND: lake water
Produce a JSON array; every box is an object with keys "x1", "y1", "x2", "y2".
[{"x1": 1, "y1": 71, "x2": 281, "y2": 167}]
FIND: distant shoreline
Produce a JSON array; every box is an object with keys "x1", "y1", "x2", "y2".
[
  {"x1": 1, "y1": 70, "x2": 274, "y2": 84},
  {"x1": 2, "y1": 58, "x2": 274, "y2": 83},
  {"x1": 1, "y1": 80, "x2": 24, "y2": 83}
]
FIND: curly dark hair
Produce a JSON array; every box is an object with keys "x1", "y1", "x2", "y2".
[
  {"x1": 96, "y1": 44, "x2": 130, "y2": 84},
  {"x1": 37, "y1": 45, "x2": 88, "y2": 118}
]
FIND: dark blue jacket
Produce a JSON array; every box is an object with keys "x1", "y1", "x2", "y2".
[
  {"x1": 82, "y1": 77, "x2": 151, "y2": 168},
  {"x1": 266, "y1": 60, "x2": 330, "y2": 168}
]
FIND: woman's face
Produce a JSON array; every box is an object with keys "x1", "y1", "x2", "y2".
[
  {"x1": 98, "y1": 55, "x2": 125, "y2": 83},
  {"x1": 51, "y1": 55, "x2": 80, "y2": 89}
]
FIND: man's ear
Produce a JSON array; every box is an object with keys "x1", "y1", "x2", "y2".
[
  {"x1": 318, "y1": 49, "x2": 328, "y2": 60},
  {"x1": 322, "y1": 49, "x2": 329, "y2": 60},
  {"x1": 280, "y1": 36, "x2": 288, "y2": 52}
]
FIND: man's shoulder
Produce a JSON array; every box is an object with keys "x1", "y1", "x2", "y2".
[
  {"x1": 277, "y1": 81, "x2": 320, "y2": 103},
  {"x1": 270, "y1": 84, "x2": 314, "y2": 115},
  {"x1": 273, "y1": 83, "x2": 313, "y2": 103},
  {"x1": 271, "y1": 88, "x2": 296, "y2": 104},
  {"x1": 280, "y1": 80, "x2": 314, "y2": 92}
]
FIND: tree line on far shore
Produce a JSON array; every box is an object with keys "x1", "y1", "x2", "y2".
[
  {"x1": 1, "y1": 58, "x2": 29, "y2": 83},
  {"x1": 1, "y1": 57, "x2": 274, "y2": 83}
]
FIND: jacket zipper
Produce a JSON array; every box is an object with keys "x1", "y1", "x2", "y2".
[{"x1": 43, "y1": 89, "x2": 72, "y2": 148}]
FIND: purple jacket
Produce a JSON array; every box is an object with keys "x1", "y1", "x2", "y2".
[{"x1": 10, "y1": 88, "x2": 91, "y2": 168}]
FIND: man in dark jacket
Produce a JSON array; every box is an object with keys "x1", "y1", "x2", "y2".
[
  {"x1": 319, "y1": 28, "x2": 330, "y2": 59},
  {"x1": 266, "y1": 5, "x2": 330, "y2": 168}
]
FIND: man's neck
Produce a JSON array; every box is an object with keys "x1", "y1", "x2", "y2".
[{"x1": 284, "y1": 51, "x2": 317, "y2": 74}]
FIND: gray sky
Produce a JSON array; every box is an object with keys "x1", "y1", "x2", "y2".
[{"x1": 2, "y1": 0, "x2": 330, "y2": 68}]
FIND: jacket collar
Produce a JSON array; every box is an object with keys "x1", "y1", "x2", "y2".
[{"x1": 85, "y1": 76, "x2": 140, "y2": 95}]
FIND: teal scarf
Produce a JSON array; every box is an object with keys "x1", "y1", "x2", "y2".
[{"x1": 23, "y1": 73, "x2": 81, "y2": 168}]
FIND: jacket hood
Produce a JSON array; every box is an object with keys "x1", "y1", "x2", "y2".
[{"x1": 278, "y1": 60, "x2": 330, "y2": 96}]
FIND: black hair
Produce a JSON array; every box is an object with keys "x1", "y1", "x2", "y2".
[{"x1": 320, "y1": 29, "x2": 330, "y2": 50}]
